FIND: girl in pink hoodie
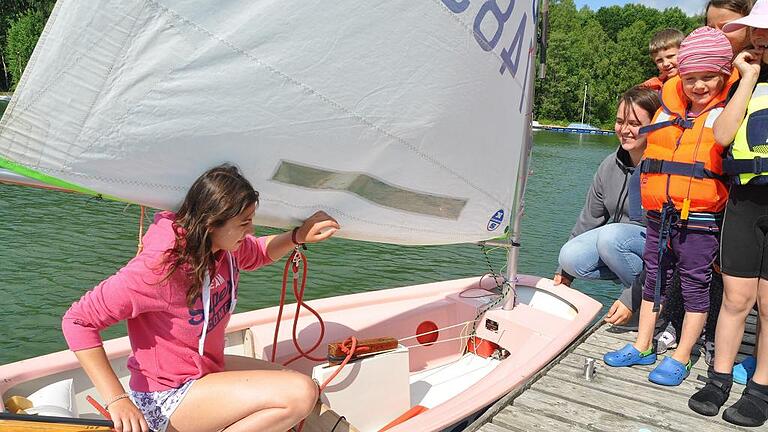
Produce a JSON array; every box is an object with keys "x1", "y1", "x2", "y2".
[{"x1": 63, "y1": 164, "x2": 339, "y2": 432}]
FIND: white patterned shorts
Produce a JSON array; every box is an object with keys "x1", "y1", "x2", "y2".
[{"x1": 129, "y1": 380, "x2": 195, "y2": 432}]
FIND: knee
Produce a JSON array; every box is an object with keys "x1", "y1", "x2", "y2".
[
  {"x1": 558, "y1": 241, "x2": 581, "y2": 275},
  {"x1": 284, "y1": 373, "x2": 318, "y2": 420},
  {"x1": 722, "y1": 290, "x2": 755, "y2": 316}
]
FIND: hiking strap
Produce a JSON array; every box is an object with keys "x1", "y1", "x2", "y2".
[
  {"x1": 640, "y1": 158, "x2": 726, "y2": 181},
  {"x1": 722, "y1": 157, "x2": 768, "y2": 175}
]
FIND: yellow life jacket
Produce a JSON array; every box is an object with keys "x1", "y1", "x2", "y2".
[
  {"x1": 639, "y1": 74, "x2": 738, "y2": 215},
  {"x1": 722, "y1": 81, "x2": 768, "y2": 185}
]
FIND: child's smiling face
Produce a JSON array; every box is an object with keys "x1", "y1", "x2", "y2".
[
  {"x1": 681, "y1": 72, "x2": 726, "y2": 114},
  {"x1": 653, "y1": 47, "x2": 679, "y2": 78}
]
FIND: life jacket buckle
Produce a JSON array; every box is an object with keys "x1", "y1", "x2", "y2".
[
  {"x1": 753, "y1": 156, "x2": 764, "y2": 175},
  {"x1": 674, "y1": 117, "x2": 694, "y2": 129}
]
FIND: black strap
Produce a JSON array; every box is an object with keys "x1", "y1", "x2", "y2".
[
  {"x1": 641, "y1": 158, "x2": 726, "y2": 181},
  {"x1": 638, "y1": 117, "x2": 694, "y2": 135},
  {"x1": 722, "y1": 157, "x2": 768, "y2": 176},
  {"x1": 745, "y1": 387, "x2": 768, "y2": 405}
]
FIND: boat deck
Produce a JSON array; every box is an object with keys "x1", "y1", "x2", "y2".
[{"x1": 468, "y1": 312, "x2": 763, "y2": 432}]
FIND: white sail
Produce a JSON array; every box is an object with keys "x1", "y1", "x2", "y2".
[{"x1": 0, "y1": 0, "x2": 537, "y2": 245}]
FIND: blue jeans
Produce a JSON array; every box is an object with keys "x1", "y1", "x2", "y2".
[{"x1": 559, "y1": 223, "x2": 645, "y2": 287}]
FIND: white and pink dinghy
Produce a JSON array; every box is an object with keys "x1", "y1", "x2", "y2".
[{"x1": 0, "y1": 0, "x2": 600, "y2": 430}]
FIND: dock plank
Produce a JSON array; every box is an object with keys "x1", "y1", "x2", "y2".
[{"x1": 466, "y1": 318, "x2": 763, "y2": 431}]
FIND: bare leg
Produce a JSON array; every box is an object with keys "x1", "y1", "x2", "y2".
[
  {"x1": 633, "y1": 299, "x2": 659, "y2": 352},
  {"x1": 713, "y1": 275, "x2": 759, "y2": 374},
  {"x1": 753, "y1": 279, "x2": 768, "y2": 385},
  {"x1": 672, "y1": 311, "x2": 707, "y2": 364},
  {"x1": 167, "y1": 356, "x2": 317, "y2": 432}
]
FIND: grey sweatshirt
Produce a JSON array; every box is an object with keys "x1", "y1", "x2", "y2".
[{"x1": 559, "y1": 146, "x2": 645, "y2": 311}]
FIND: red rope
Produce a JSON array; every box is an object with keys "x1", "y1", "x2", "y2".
[{"x1": 271, "y1": 248, "x2": 359, "y2": 432}]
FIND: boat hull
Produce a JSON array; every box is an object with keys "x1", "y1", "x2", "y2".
[{"x1": 0, "y1": 275, "x2": 601, "y2": 431}]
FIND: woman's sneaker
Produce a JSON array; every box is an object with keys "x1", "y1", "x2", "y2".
[{"x1": 654, "y1": 322, "x2": 677, "y2": 354}]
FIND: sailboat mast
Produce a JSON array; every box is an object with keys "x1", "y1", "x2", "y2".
[
  {"x1": 503, "y1": 0, "x2": 547, "y2": 310},
  {"x1": 580, "y1": 83, "x2": 587, "y2": 125}
]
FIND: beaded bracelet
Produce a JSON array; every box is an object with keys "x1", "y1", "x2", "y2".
[{"x1": 105, "y1": 392, "x2": 130, "y2": 408}]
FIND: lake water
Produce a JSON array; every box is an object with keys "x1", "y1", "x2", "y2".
[{"x1": 0, "y1": 131, "x2": 618, "y2": 364}]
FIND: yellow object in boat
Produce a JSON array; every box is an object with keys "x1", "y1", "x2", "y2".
[
  {"x1": 3, "y1": 395, "x2": 32, "y2": 413},
  {"x1": 0, "y1": 412, "x2": 113, "y2": 431}
]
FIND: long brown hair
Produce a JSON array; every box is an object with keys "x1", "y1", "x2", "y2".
[{"x1": 164, "y1": 164, "x2": 259, "y2": 306}]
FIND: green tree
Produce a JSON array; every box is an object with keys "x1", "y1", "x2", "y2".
[
  {"x1": 5, "y1": 7, "x2": 47, "y2": 90},
  {"x1": 0, "y1": 0, "x2": 54, "y2": 91}
]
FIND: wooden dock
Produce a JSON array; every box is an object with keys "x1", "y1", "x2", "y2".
[{"x1": 468, "y1": 313, "x2": 762, "y2": 432}]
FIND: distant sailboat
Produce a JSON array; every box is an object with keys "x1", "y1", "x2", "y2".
[{"x1": 0, "y1": 1, "x2": 600, "y2": 431}]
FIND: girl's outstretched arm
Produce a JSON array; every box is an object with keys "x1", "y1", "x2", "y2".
[
  {"x1": 264, "y1": 210, "x2": 339, "y2": 261},
  {"x1": 74, "y1": 347, "x2": 149, "y2": 432},
  {"x1": 714, "y1": 49, "x2": 763, "y2": 146}
]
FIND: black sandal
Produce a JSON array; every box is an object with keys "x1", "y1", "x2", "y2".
[{"x1": 723, "y1": 380, "x2": 768, "y2": 427}]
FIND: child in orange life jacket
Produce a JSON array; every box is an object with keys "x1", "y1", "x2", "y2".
[
  {"x1": 689, "y1": 2, "x2": 768, "y2": 425},
  {"x1": 604, "y1": 27, "x2": 739, "y2": 387},
  {"x1": 642, "y1": 28, "x2": 684, "y2": 91}
]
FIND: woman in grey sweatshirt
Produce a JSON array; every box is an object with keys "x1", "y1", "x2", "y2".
[{"x1": 554, "y1": 86, "x2": 660, "y2": 325}]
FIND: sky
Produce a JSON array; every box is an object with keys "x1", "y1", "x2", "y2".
[{"x1": 574, "y1": 0, "x2": 708, "y2": 16}]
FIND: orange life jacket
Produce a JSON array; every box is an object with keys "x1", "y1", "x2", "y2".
[{"x1": 639, "y1": 73, "x2": 739, "y2": 214}]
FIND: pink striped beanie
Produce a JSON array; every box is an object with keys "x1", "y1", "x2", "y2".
[{"x1": 677, "y1": 27, "x2": 733, "y2": 77}]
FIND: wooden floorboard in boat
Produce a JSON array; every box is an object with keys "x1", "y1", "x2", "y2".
[{"x1": 467, "y1": 311, "x2": 763, "y2": 431}]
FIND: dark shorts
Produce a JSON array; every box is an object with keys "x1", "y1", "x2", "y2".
[{"x1": 721, "y1": 184, "x2": 768, "y2": 279}]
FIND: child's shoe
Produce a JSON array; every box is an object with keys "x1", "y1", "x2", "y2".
[
  {"x1": 689, "y1": 370, "x2": 732, "y2": 416},
  {"x1": 723, "y1": 380, "x2": 768, "y2": 427},
  {"x1": 603, "y1": 343, "x2": 656, "y2": 367},
  {"x1": 734, "y1": 356, "x2": 757, "y2": 385},
  {"x1": 648, "y1": 356, "x2": 691, "y2": 386},
  {"x1": 654, "y1": 322, "x2": 677, "y2": 354}
]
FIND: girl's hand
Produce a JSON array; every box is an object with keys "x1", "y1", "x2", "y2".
[
  {"x1": 108, "y1": 398, "x2": 149, "y2": 432},
  {"x1": 733, "y1": 49, "x2": 764, "y2": 80},
  {"x1": 296, "y1": 211, "x2": 340, "y2": 244}
]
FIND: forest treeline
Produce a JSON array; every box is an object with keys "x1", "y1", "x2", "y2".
[
  {"x1": 534, "y1": 0, "x2": 701, "y2": 128},
  {"x1": 1, "y1": 0, "x2": 702, "y2": 128}
]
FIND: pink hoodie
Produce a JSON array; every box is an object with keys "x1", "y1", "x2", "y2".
[{"x1": 62, "y1": 211, "x2": 273, "y2": 392}]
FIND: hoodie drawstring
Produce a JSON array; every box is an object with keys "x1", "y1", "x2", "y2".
[{"x1": 198, "y1": 252, "x2": 237, "y2": 356}]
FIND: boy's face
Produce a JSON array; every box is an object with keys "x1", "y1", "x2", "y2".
[
  {"x1": 681, "y1": 71, "x2": 725, "y2": 113},
  {"x1": 653, "y1": 47, "x2": 679, "y2": 78}
]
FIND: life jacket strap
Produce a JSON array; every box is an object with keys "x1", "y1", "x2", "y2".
[
  {"x1": 640, "y1": 158, "x2": 725, "y2": 181},
  {"x1": 653, "y1": 202, "x2": 678, "y2": 313},
  {"x1": 722, "y1": 156, "x2": 768, "y2": 176},
  {"x1": 639, "y1": 117, "x2": 694, "y2": 135}
]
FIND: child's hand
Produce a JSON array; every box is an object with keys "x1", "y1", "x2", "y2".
[
  {"x1": 733, "y1": 49, "x2": 764, "y2": 80},
  {"x1": 296, "y1": 211, "x2": 339, "y2": 244}
]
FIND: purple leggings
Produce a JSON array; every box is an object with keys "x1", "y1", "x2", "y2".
[{"x1": 642, "y1": 214, "x2": 719, "y2": 313}]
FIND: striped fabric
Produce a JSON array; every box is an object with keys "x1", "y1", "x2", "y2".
[{"x1": 677, "y1": 27, "x2": 733, "y2": 77}]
